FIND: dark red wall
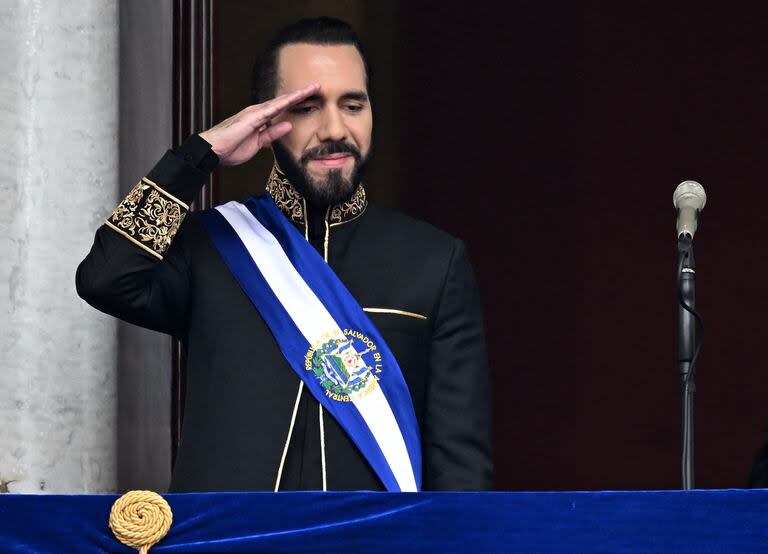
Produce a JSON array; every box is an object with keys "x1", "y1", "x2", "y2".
[
  {"x1": 215, "y1": 1, "x2": 768, "y2": 491},
  {"x1": 398, "y1": 2, "x2": 768, "y2": 490}
]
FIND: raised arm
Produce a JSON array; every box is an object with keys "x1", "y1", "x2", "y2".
[{"x1": 76, "y1": 85, "x2": 320, "y2": 337}]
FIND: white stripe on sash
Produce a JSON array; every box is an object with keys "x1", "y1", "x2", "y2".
[{"x1": 217, "y1": 202, "x2": 417, "y2": 492}]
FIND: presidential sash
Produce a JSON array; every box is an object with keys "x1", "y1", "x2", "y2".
[{"x1": 199, "y1": 195, "x2": 421, "y2": 492}]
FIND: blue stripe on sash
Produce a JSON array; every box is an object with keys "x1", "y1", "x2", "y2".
[
  {"x1": 200, "y1": 207, "x2": 407, "y2": 491},
  {"x1": 200, "y1": 210, "x2": 308, "y2": 361},
  {"x1": 243, "y1": 195, "x2": 422, "y2": 490}
]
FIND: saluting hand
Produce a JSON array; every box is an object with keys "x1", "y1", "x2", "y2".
[{"x1": 199, "y1": 84, "x2": 319, "y2": 166}]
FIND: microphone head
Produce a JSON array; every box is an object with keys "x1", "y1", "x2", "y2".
[
  {"x1": 673, "y1": 180, "x2": 706, "y2": 238},
  {"x1": 673, "y1": 180, "x2": 707, "y2": 211}
]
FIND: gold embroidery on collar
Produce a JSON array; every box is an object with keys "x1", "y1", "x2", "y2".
[
  {"x1": 329, "y1": 184, "x2": 367, "y2": 226},
  {"x1": 106, "y1": 178, "x2": 187, "y2": 259},
  {"x1": 266, "y1": 166, "x2": 305, "y2": 224},
  {"x1": 265, "y1": 165, "x2": 368, "y2": 226}
]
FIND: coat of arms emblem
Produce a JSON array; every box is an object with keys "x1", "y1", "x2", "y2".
[{"x1": 305, "y1": 330, "x2": 382, "y2": 402}]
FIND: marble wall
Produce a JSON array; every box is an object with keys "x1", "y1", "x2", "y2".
[{"x1": 0, "y1": 1, "x2": 119, "y2": 493}]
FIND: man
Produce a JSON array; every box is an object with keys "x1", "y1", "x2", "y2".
[{"x1": 77, "y1": 17, "x2": 492, "y2": 492}]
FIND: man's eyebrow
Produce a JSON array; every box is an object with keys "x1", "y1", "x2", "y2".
[
  {"x1": 296, "y1": 91, "x2": 369, "y2": 103},
  {"x1": 341, "y1": 90, "x2": 369, "y2": 102}
]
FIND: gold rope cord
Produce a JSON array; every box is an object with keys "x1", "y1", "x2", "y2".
[{"x1": 109, "y1": 490, "x2": 173, "y2": 554}]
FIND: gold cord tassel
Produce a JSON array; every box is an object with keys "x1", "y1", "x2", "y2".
[{"x1": 109, "y1": 490, "x2": 173, "y2": 554}]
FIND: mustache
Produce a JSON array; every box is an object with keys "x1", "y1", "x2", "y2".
[{"x1": 300, "y1": 142, "x2": 361, "y2": 165}]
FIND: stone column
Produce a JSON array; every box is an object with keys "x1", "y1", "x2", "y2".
[
  {"x1": 118, "y1": 0, "x2": 173, "y2": 492},
  {"x1": 0, "y1": 1, "x2": 119, "y2": 493}
]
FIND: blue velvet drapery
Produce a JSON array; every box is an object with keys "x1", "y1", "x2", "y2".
[{"x1": 1, "y1": 490, "x2": 767, "y2": 553}]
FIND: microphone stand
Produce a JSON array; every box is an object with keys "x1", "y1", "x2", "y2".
[{"x1": 677, "y1": 234, "x2": 697, "y2": 490}]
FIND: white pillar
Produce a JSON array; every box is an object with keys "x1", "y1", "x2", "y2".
[{"x1": 0, "y1": 0, "x2": 118, "y2": 493}]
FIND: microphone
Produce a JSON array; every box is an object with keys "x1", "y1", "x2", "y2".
[
  {"x1": 672, "y1": 179, "x2": 706, "y2": 490},
  {"x1": 673, "y1": 181, "x2": 707, "y2": 239}
]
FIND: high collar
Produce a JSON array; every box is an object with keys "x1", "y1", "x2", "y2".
[{"x1": 265, "y1": 165, "x2": 368, "y2": 238}]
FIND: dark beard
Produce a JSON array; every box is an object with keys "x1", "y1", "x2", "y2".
[{"x1": 272, "y1": 139, "x2": 369, "y2": 206}]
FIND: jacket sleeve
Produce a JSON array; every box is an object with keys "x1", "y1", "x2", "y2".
[
  {"x1": 422, "y1": 239, "x2": 494, "y2": 490},
  {"x1": 75, "y1": 135, "x2": 217, "y2": 338}
]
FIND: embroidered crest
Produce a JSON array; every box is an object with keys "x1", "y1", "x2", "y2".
[{"x1": 305, "y1": 329, "x2": 383, "y2": 402}]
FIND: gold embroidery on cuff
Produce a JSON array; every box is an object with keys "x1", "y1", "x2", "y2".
[
  {"x1": 142, "y1": 177, "x2": 190, "y2": 210},
  {"x1": 105, "y1": 220, "x2": 162, "y2": 259},
  {"x1": 107, "y1": 179, "x2": 187, "y2": 259}
]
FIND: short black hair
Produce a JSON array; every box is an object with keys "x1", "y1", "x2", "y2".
[{"x1": 250, "y1": 16, "x2": 371, "y2": 105}]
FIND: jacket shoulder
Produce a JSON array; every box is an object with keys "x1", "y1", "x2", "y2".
[{"x1": 362, "y1": 203, "x2": 460, "y2": 252}]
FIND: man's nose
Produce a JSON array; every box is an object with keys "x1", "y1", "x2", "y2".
[{"x1": 317, "y1": 107, "x2": 347, "y2": 142}]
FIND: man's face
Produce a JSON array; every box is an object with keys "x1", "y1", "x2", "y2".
[{"x1": 271, "y1": 43, "x2": 372, "y2": 205}]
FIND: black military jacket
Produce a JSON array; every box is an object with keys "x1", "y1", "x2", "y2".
[{"x1": 76, "y1": 136, "x2": 493, "y2": 492}]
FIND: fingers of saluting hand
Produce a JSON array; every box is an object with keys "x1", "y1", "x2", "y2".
[
  {"x1": 244, "y1": 84, "x2": 320, "y2": 129},
  {"x1": 219, "y1": 121, "x2": 293, "y2": 166},
  {"x1": 200, "y1": 84, "x2": 319, "y2": 165},
  {"x1": 258, "y1": 121, "x2": 293, "y2": 144}
]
